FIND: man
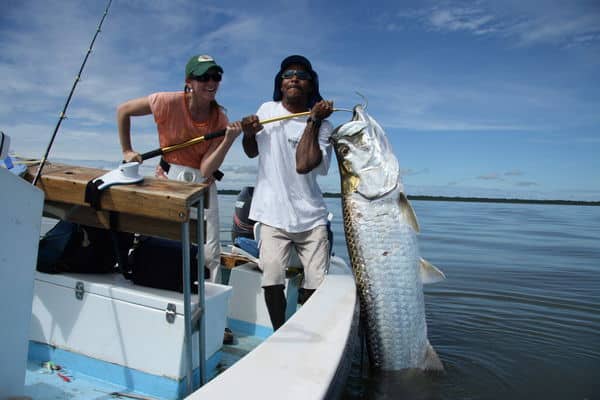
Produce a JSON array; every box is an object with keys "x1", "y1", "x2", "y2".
[{"x1": 241, "y1": 55, "x2": 334, "y2": 331}]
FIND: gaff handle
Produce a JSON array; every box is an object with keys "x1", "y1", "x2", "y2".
[
  {"x1": 140, "y1": 129, "x2": 227, "y2": 161},
  {"x1": 140, "y1": 148, "x2": 164, "y2": 161},
  {"x1": 139, "y1": 110, "x2": 320, "y2": 161}
]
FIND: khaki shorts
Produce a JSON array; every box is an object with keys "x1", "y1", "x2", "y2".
[{"x1": 259, "y1": 224, "x2": 330, "y2": 289}]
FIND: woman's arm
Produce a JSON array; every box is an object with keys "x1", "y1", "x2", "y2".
[
  {"x1": 199, "y1": 121, "x2": 242, "y2": 179},
  {"x1": 117, "y1": 96, "x2": 152, "y2": 162}
]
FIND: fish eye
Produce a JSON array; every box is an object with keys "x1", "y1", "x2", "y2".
[{"x1": 339, "y1": 145, "x2": 350, "y2": 156}]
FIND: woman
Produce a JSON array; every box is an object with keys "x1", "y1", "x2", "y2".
[{"x1": 118, "y1": 54, "x2": 241, "y2": 283}]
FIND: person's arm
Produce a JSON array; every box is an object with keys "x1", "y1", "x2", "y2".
[
  {"x1": 117, "y1": 96, "x2": 152, "y2": 162},
  {"x1": 241, "y1": 114, "x2": 262, "y2": 158},
  {"x1": 199, "y1": 121, "x2": 242, "y2": 179},
  {"x1": 296, "y1": 100, "x2": 334, "y2": 174}
]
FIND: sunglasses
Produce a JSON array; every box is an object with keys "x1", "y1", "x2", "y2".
[
  {"x1": 281, "y1": 69, "x2": 312, "y2": 80},
  {"x1": 191, "y1": 72, "x2": 222, "y2": 82}
]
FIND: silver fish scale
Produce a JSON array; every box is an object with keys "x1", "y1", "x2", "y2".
[{"x1": 342, "y1": 186, "x2": 428, "y2": 370}]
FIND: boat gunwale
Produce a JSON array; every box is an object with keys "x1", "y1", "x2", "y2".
[{"x1": 186, "y1": 256, "x2": 358, "y2": 400}]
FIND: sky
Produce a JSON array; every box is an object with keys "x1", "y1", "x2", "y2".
[{"x1": 1, "y1": 0, "x2": 599, "y2": 200}]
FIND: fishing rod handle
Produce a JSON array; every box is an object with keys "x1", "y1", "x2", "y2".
[
  {"x1": 202, "y1": 128, "x2": 226, "y2": 141},
  {"x1": 140, "y1": 148, "x2": 164, "y2": 161},
  {"x1": 140, "y1": 128, "x2": 226, "y2": 161}
]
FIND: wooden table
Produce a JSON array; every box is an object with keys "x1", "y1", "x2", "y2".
[{"x1": 26, "y1": 162, "x2": 208, "y2": 242}]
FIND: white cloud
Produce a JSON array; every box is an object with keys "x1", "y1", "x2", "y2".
[
  {"x1": 515, "y1": 181, "x2": 537, "y2": 187},
  {"x1": 477, "y1": 173, "x2": 503, "y2": 181},
  {"x1": 396, "y1": 1, "x2": 600, "y2": 47},
  {"x1": 504, "y1": 170, "x2": 523, "y2": 177},
  {"x1": 507, "y1": 11, "x2": 600, "y2": 47},
  {"x1": 428, "y1": 7, "x2": 495, "y2": 34}
]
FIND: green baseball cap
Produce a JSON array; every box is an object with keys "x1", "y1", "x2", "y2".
[{"x1": 185, "y1": 54, "x2": 223, "y2": 78}]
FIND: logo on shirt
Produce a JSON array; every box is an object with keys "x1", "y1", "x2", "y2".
[{"x1": 288, "y1": 137, "x2": 299, "y2": 148}]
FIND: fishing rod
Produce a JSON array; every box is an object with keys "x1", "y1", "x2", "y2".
[
  {"x1": 139, "y1": 108, "x2": 351, "y2": 161},
  {"x1": 32, "y1": 0, "x2": 113, "y2": 186}
]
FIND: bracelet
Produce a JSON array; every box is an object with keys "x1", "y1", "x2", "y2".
[{"x1": 307, "y1": 116, "x2": 322, "y2": 125}]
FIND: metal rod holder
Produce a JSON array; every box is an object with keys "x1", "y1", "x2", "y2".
[
  {"x1": 181, "y1": 221, "x2": 193, "y2": 394},
  {"x1": 197, "y1": 199, "x2": 207, "y2": 387},
  {"x1": 181, "y1": 196, "x2": 206, "y2": 395}
]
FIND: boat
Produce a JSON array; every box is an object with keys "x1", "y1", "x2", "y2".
[{"x1": 0, "y1": 160, "x2": 358, "y2": 400}]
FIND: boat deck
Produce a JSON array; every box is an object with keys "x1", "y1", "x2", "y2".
[
  {"x1": 24, "y1": 358, "x2": 138, "y2": 399},
  {"x1": 24, "y1": 328, "x2": 264, "y2": 400},
  {"x1": 218, "y1": 331, "x2": 266, "y2": 373}
]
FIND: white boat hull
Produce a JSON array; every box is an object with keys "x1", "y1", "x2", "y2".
[
  {"x1": 0, "y1": 168, "x2": 44, "y2": 398},
  {"x1": 189, "y1": 257, "x2": 358, "y2": 400}
]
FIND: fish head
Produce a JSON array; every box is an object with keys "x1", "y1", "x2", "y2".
[{"x1": 331, "y1": 105, "x2": 401, "y2": 199}]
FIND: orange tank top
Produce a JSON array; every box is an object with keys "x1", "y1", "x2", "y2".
[{"x1": 148, "y1": 92, "x2": 228, "y2": 170}]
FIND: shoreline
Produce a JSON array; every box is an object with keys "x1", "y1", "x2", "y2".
[{"x1": 218, "y1": 190, "x2": 600, "y2": 206}]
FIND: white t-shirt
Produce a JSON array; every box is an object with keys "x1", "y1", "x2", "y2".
[{"x1": 249, "y1": 101, "x2": 333, "y2": 233}]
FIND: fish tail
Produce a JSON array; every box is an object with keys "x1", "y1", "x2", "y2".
[{"x1": 422, "y1": 341, "x2": 444, "y2": 372}]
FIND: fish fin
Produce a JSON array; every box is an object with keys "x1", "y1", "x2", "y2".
[
  {"x1": 422, "y1": 341, "x2": 444, "y2": 372},
  {"x1": 420, "y1": 258, "x2": 446, "y2": 284},
  {"x1": 399, "y1": 192, "x2": 420, "y2": 233}
]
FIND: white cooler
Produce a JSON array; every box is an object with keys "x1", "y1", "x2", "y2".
[{"x1": 29, "y1": 271, "x2": 231, "y2": 397}]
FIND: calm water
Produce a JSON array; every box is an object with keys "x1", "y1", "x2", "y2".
[{"x1": 219, "y1": 195, "x2": 600, "y2": 400}]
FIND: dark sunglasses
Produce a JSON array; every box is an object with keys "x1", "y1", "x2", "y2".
[
  {"x1": 192, "y1": 72, "x2": 222, "y2": 82},
  {"x1": 281, "y1": 69, "x2": 312, "y2": 80}
]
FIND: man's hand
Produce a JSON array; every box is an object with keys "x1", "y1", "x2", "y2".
[
  {"x1": 310, "y1": 100, "x2": 334, "y2": 121},
  {"x1": 241, "y1": 115, "x2": 263, "y2": 137}
]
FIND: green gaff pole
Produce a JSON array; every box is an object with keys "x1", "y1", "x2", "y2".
[{"x1": 32, "y1": 0, "x2": 113, "y2": 186}]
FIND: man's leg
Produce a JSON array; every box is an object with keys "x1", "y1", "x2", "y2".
[
  {"x1": 263, "y1": 284, "x2": 286, "y2": 330},
  {"x1": 293, "y1": 225, "x2": 330, "y2": 304},
  {"x1": 259, "y1": 224, "x2": 292, "y2": 331},
  {"x1": 297, "y1": 288, "x2": 315, "y2": 305}
]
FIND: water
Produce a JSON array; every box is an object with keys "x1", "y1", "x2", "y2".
[{"x1": 219, "y1": 194, "x2": 600, "y2": 400}]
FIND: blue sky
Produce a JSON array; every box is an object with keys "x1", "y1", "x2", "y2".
[{"x1": 1, "y1": 0, "x2": 599, "y2": 200}]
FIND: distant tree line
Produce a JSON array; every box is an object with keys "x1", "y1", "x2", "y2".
[{"x1": 217, "y1": 189, "x2": 600, "y2": 206}]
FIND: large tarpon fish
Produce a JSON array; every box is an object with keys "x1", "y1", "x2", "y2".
[{"x1": 330, "y1": 105, "x2": 445, "y2": 371}]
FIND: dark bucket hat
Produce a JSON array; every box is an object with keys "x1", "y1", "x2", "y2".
[{"x1": 273, "y1": 55, "x2": 323, "y2": 108}]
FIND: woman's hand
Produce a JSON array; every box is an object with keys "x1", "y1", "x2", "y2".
[
  {"x1": 225, "y1": 121, "x2": 242, "y2": 142},
  {"x1": 155, "y1": 164, "x2": 168, "y2": 179},
  {"x1": 123, "y1": 150, "x2": 142, "y2": 163}
]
